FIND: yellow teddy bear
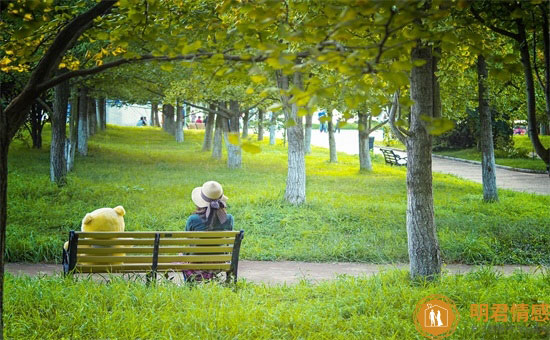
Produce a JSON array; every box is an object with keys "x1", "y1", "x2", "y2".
[{"x1": 64, "y1": 205, "x2": 126, "y2": 250}]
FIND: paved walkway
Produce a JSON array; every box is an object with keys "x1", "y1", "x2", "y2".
[
  {"x1": 309, "y1": 130, "x2": 550, "y2": 196},
  {"x1": 6, "y1": 261, "x2": 545, "y2": 285}
]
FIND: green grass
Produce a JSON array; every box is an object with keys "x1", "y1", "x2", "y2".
[
  {"x1": 7, "y1": 125, "x2": 550, "y2": 265},
  {"x1": 6, "y1": 269, "x2": 550, "y2": 339},
  {"x1": 435, "y1": 136, "x2": 550, "y2": 172}
]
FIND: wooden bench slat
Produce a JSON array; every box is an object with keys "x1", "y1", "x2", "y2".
[
  {"x1": 77, "y1": 255, "x2": 232, "y2": 263},
  {"x1": 78, "y1": 238, "x2": 236, "y2": 246},
  {"x1": 75, "y1": 263, "x2": 231, "y2": 273},
  {"x1": 77, "y1": 231, "x2": 240, "y2": 238},
  {"x1": 76, "y1": 246, "x2": 234, "y2": 254}
]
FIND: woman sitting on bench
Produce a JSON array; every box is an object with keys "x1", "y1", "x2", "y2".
[{"x1": 184, "y1": 180, "x2": 234, "y2": 281}]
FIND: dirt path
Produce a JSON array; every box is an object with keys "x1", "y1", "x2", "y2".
[{"x1": 6, "y1": 261, "x2": 545, "y2": 285}]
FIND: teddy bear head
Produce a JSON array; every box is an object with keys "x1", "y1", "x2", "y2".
[{"x1": 81, "y1": 206, "x2": 126, "y2": 232}]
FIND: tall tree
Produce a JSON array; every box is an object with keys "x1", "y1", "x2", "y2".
[
  {"x1": 98, "y1": 97, "x2": 106, "y2": 131},
  {"x1": 227, "y1": 100, "x2": 242, "y2": 169},
  {"x1": 327, "y1": 110, "x2": 337, "y2": 163},
  {"x1": 269, "y1": 111, "x2": 277, "y2": 145},
  {"x1": 257, "y1": 108, "x2": 264, "y2": 141},
  {"x1": 50, "y1": 78, "x2": 69, "y2": 185},
  {"x1": 175, "y1": 102, "x2": 184, "y2": 143},
  {"x1": 477, "y1": 55, "x2": 498, "y2": 201},
  {"x1": 277, "y1": 70, "x2": 306, "y2": 205},
  {"x1": 77, "y1": 87, "x2": 89, "y2": 156},
  {"x1": 390, "y1": 44, "x2": 442, "y2": 279},
  {"x1": 202, "y1": 105, "x2": 215, "y2": 151},
  {"x1": 304, "y1": 114, "x2": 312, "y2": 154},
  {"x1": 162, "y1": 103, "x2": 175, "y2": 135}
]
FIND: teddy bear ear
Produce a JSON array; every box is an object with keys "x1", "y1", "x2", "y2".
[
  {"x1": 82, "y1": 213, "x2": 93, "y2": 225},
  {"x1": 113, "y1": 206, "x2": 126, "y2": 216}
]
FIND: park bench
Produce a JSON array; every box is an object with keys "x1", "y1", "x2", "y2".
[
  {"x1": 380, "y1": 148, "x2": 407, "y2": 166},
  {"x1": 62, "y1": 230, "x2": 244, "y2": 283}
]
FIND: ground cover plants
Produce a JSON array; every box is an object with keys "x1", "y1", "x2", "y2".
[
  {"x1": 7, "y1": 126, "x2": 550, "y2": 265},
  {"x1": 5, "y1": 269, "x2": 550, "y2": 339}
]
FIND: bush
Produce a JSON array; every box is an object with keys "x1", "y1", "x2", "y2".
[{"x1": 433, "y1": 108, "x2": 513, "y2": 152}]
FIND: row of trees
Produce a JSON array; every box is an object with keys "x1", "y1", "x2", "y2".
[{"x1": 1, "y1": 1, "x2": 549, "y2": 335}]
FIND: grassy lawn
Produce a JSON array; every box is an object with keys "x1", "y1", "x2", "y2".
[
  {"x1": 436, "y1": 136, "x2": 550, "y2": 172},
  {"x1": 6, "y1": 270, "x2": 550, "y2": 339},
  {"x1": 7, "y1": 126, "x2": 550, "y2": 265}
]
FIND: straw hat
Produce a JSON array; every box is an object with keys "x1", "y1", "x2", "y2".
[{"x1": 191, "y1": 181, "x2": 228, "y2": 208}]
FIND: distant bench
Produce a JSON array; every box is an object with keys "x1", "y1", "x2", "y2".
[
  {"x1": 187, "y1": 123, "x2": 205, "y2": 130},
  {"x1": 62, "y1": 230, "x2": 244, "y2": 283},
  {"x1": 380, "y1": 148, "x2": 407, "y2": 166}
]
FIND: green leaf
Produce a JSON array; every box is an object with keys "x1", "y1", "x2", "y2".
[
  {"x1": 228, "y1": 133, "x2": 240, "y2": 145},
  {"x1": 268, "y1": 103, "x2": 282, "y2": 112},
  {"x1": 181, "y1": 40, "x2": 202, "y2": 54},
  {"x1": 420, "y1": 115, "x2": 455, "y2": 135},
  {"x1": 241, "y1": 142, "x2": 261, "y2": 154},
  {"x1": 284, "y1": 119, "x2": 296, "y2": 128}
]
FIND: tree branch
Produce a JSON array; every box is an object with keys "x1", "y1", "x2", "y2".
[
  {"x1": 183, "y1": 101, "x2": 230, "y2": 119},
  {"x1": 367, "y1": 119, "x2": 388, "y2": 134},
  {"x1": 388, "y1": 91, "x2": 409, "y2": 144},
  {"x1": 470, "y1": 7, "x2": 520, "y2": 40},
  {"x1": 36, "y1": 98, "x2": 53, "y2": 114}
]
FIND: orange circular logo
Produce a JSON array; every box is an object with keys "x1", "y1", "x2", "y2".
[{"x1": 414, "y1": 294, "x2": 460, "y2": 339}]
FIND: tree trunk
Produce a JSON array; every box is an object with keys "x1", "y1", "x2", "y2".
[
  {"x1": 175, "y1": 103, "x2": 184, "y2": 143},
  {"x1": 77, "y1": 87, "x2": 88, "y2": 156},
  {"x1": 276, "y1": 70, "x2": 306, "y2": 205},
  {"x1": 406, "y1": 45, "x2": 442, "y2": 279},
  {"x1": 517, "y1": 19, "x2": 550, "y2": 171},
  {"x1": 258, "y1": 109, "x2": 264, "y2": 141},
  {"x1": 162, "y1": 104, "x2": 175, "y2": 135},
  {"x1": 358, "y1": 113, "x2": 372, "y2": 171},
  {"x1": 304, "y1": 114, "x2": 312, "y2": 154},
  {"x1": 202, "y1": 106, "x2": 215, "y2": 151},
  {"x1": 227, "y1": 101, "x2": 242, "y2": 169},
  {"x1": 242, "y1": 110, "x2": 249, "y2": 138},
  {"x1": 477, "y1": 55, "x2": 498, "y2": 202},
  {"x1": 269, "y1": 112, "x2": 277, "y2": 145},
  {"x1": 29, "y1": 104, "x2": 43, "y2": 149},
  {"x1": 98, "y1": 97, "x2": 106, "y2": 130},
  {"x1": 88, "y1": 97, "x2": 97, "y2": 136},
  {"x1": 212, "y1": 113, "x2": 223, "y2": 160},
  {"x1": 50, "y1": 79, "x2": 69, "y2": 185},
  {"x1": 328, "y1": 111, "x2": 337, "y2": 163},
  {"x1": 0, "y1": 110, "x2": 10, "y2": 336},
  {"x1": 67, "y1": 90, "x2": 78, "y2": 172},
  {"x1": 150, "y1": 102, "x2": 156, "y2": 128}
]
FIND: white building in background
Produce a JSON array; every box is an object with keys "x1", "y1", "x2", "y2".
[{"x1": 106, "y1": 101, "x2": 151, "y2": 126}]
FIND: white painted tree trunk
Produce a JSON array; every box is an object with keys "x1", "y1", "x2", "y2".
[
  {"x1": 269, "y1": 112, "x2": 276, "y2": 145},
  {"x1": 304, "y1": 114, "x2": 312, "y2": 154},
  {"x1": 242, "y1": 110, "x2": 249, "y2": 138},
  {"x1": 406, "y1": 45, "x2": 442, "y2": 279},
  {"x1": 358, "y1": 113, "x2": 372, "y2": 171},
  {"x1": 175, "y1": 104, "x2": 184, "y2": 143},
  {"x1": 477, "y1": 55, "x2": 498, "y2": 202},
  {"x1": 227, "y1": 101, "x2": 242, "y2": 169},
  {"x1": 202, "y1": 109, "x2": 215, "y2": 151},
  {"x1": 328, "y1": 111, "x2": 337, "y2": 163},
  {"x1": 77, "y1": 87, "x2": 88, "y2": 156},
  {"x1": 66, "y1": 92, "x2": 78, "y2": 172},
  {"x1": 258, "y1": 109, "x2": 264, "y2": 141},
  {"x1": 276, "y1": 70, "x2": 306, "y2": 205}
]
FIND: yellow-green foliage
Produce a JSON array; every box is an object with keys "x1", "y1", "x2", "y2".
[
  {"x1": 7, "y1": 126, "x2": 550, "y2": 264},
  {"x1": 5, "y1": 269, "x2": 550, "y2": 339}
]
